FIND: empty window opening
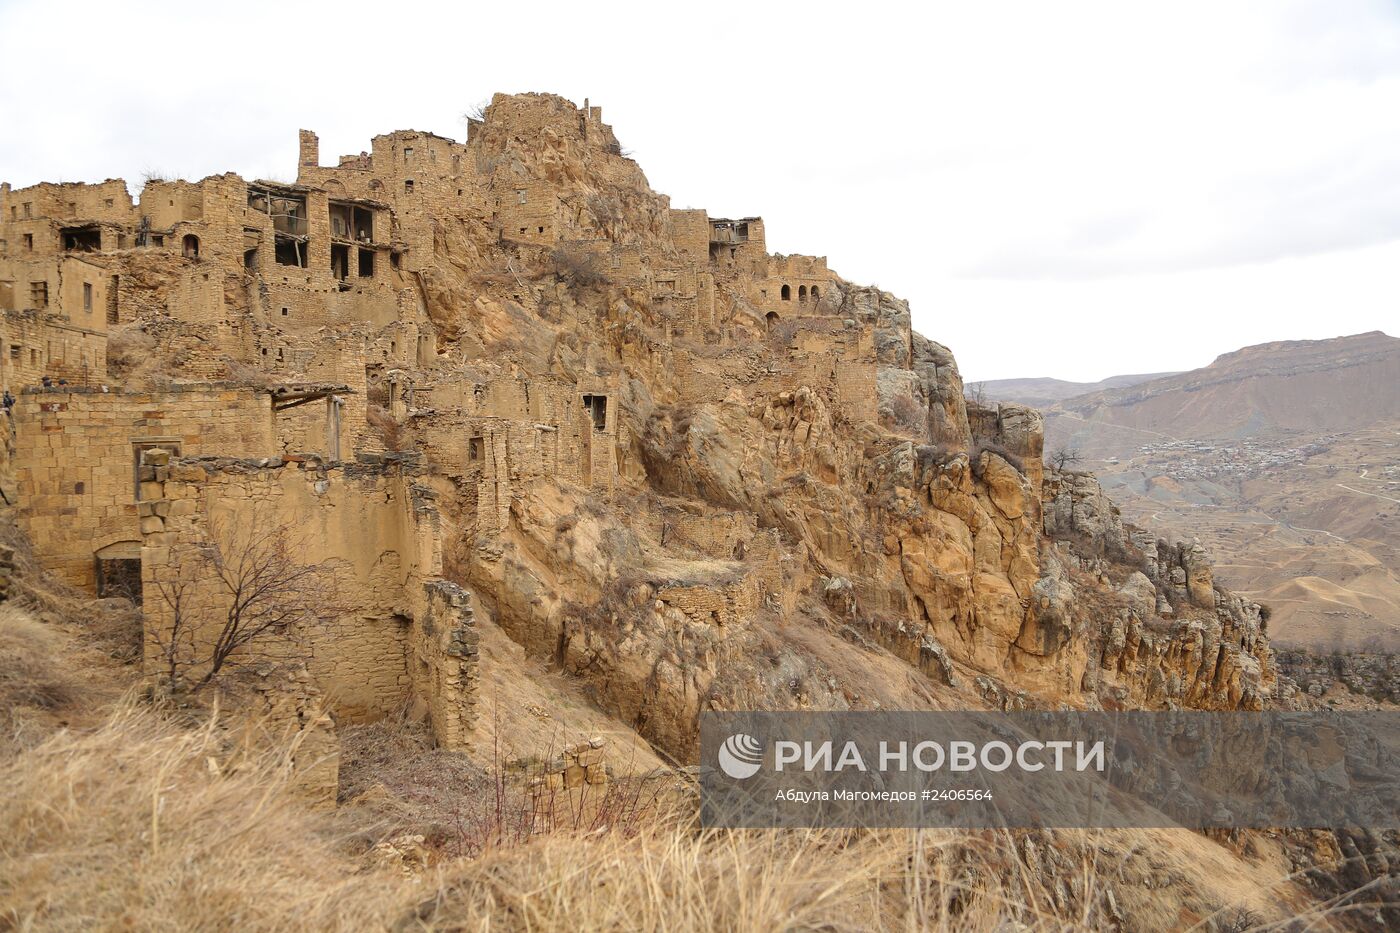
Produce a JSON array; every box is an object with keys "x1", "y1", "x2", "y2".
[
  {"x1": 9, "y1": 345, "x2": 19, "y2": 361},
  {"x1": 811, "y1": 285, "x2": 820, "y2": 302},
  {"x1": 780, "y1": 284, "x2": 791, "y2": 301},
  {"x1": 181, "y1": 234, "x2": 199, "y2": 259},
  {"x1": 469, "y1": 436, "x2": 484, "y2": 461},
  {"x1": 357, "y1": 248, "x2": 374, "y2": 277},
  {"x1": 274, "y1": 237, "x2": 307, "y2": 267},
  {"x1": 248, "y1": 188, "x2": 307, "y2": 236},
  {"x1": 151, "y1": 235, "x2": 164, "y2": 247},
  {"x1": 83, "y1": 283, "x2": 92, "y2": 311},
  {"x1": 390, "y1": 252, "x2": 401, "y2": 270},
  {"x1": 29, "y1": 281, "x2": 48, "y2": 309},
  {"x1": 22, "y1": 203, "x2": 31, "y2": 219},
  {"x1": 538, "y1": 226, "x2": 545, "y2": 234},
  {"x1": 403, "y1": 146, "x2": 413, "y2": 161},
  {"x1": 281, "y1": 307, "x2": 289, "y2": 316},
  {"x1": 244, "y1": 247, "x2": 258, "y2": 271},
  {"x1": 765, "y1": 310, "x2": 780, "y2": 332},
  {"x1": 798, "y1": 285, "x2": 807, "y2": 302},
  {"x1": 23, "y1": 234, "x2": 33, "y2": 251},
  {"x1": 581, "y1": 394, "x2": 607, "y2": 431},
  {"x1": 29, "y1": 349, "x2": 38, "y2": 366},
  {"x1": 352, "y1": 206, "x2": 373, "y2": 241},
  {"x1": 329, "y1": 202, "x2": 352, "y2": 239},
  {"x1": 404, "y1": 180, "x2": 414, "y2": 195},
  {"x1": 104, "y1": 198, "x2": 114, "y2": 209},
  {"x1": 331, "y1": 243, "x2": 350, "y2": 280}
]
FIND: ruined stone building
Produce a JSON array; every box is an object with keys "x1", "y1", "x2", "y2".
[{"x1": 0, "y1": 93, "x2": 1275, "y2": 759}]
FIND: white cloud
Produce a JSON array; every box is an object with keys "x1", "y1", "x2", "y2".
[{"x1": 2, "y1": 0, "x2": 1396, "y2": 381}]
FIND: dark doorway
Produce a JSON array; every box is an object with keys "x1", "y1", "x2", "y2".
[{"x1": 331, "y1": 244, "x2": 350, "y2": 280}]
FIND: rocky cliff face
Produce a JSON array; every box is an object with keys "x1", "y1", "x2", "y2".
[{"x1": 393, "y1": 101, "x2": 1278, "y2": 757}]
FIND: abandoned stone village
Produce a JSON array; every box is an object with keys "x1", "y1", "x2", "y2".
[{"x1": 0, "y1": 93, "x2": 1281, "y2": 795}]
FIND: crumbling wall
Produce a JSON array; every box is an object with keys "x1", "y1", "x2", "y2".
[
  {"x1": 138, "y1": 451, "x2": 477, "y2": 746},
  {"x1": 11, "y1": 385, "x2": 276, "y2": 590}
]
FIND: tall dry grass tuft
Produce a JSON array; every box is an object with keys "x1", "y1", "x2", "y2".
[
  {"x1": 0, "y1": 606, "x2": 78, "y2": 715},
  {"x1": 0, "y1": 700, "x2": 410, "y2": 932}
]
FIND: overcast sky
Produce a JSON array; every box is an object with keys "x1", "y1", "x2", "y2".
[{"x1": 2, "y1": 0, "x2": 1396, "y2": 381}]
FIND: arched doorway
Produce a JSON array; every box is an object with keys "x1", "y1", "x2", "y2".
[{"x1": 182, "y1": 234, "x2": 200, "y2": 260}]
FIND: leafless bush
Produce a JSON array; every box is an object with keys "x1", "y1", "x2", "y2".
[
  {"x1": 886, "y1": 393, "x2": 928, "y2": 437},
  {"x1": 549, "y1": 245, "x2": 609, "y2": 288},
  {"x1": 105, "y1": 326, "x2": 158, "y2": 377},
  {"x1": 148, "y1": 514, "x2": 340, "y2": 692},
  {"x1": 583, "y1": 193, "x2": 624, "y2": 238},
  {"x1": 223, "y1": 359, "x2": 277, "y2": 389},
  {"x1": 1049, "y1": 444, "x2": 1083, "y2": 471},
  {"x1": 367, "y1": 404, "x2": 408, "y2": 452}
]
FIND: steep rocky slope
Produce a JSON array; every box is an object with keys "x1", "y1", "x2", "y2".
[{"x1": 347, "y1": 95, "x2": 1279, "y2": 759}]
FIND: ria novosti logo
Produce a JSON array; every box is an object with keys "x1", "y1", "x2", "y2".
[{"x1": 718, "y1": 733, "x2": 765, "y2": 779}]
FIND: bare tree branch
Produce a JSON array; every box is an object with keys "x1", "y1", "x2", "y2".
[{"x1": 152, "y1": 512, "x2": 341, "y2": 691}]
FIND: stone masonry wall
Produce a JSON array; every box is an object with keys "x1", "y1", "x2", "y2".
[
  {"x1": 11, "y1": 385, "x2": 276, "y2": 590},
  {"x1": 138, "y1": 450, "x2": 478, "y2": 746}
]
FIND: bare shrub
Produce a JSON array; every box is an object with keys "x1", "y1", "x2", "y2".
[
  {"x1": 1049, "y1": 444, "x2": 1083, "y2": 471},
  {"x1": 105, "y1": 326, "x2": 158, "y2": 377},
  {"x1": 549, "y1": 245, "x2": 609, "y2": 288},
  {"x1": 971, "y1": 441, "x2": 1025, "y2": 476},
  {"x1": 223, "y1": 359, "x2": 277, "y2": 389},
  {"x1": 887, "y1": 393, "x2": 928, "y2": 437},
  {"x1": 366, "y1": 404, "x2": 408, "y2": 452}
]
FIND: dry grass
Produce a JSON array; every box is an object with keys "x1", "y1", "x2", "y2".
[
  {"x1": 0, "y1": 694, "x2": 1051, "y2": 933},
  {"x1": 5, "y1": 682, "x2": 1325, "y2": 933},
  {"x1": 0, "y1": 580, "x2": 1387, "y2": 930},
  {"x1": 0, "y1": 607, "x2": 78, "y2": 717},
  {"x1": 0, "y1": 701, "x2": 411, "y2": 932},
  {"x1": 366, "y1": 404, "x2": 409, "y2": 452}
]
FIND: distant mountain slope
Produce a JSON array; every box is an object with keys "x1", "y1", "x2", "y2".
[
  {"x1": 975, "y1": 372, "x2": 1178, "y2": 408},
  {"x1": 1052, "y1": 331, "x2": 1400, "y2": 445},
  {"x1": 1032, "y1": 331, "x2": 1400, "y2": 650}
]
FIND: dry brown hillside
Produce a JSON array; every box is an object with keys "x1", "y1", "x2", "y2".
[{"x1": 1030, "y1": 332, "x2": 1400, "y2": 650}]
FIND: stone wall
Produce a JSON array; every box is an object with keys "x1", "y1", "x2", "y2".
[
  {"x1": 138, "y1": 450, "x2": 478, "y2": 746},
  {"x1": 11, "y1": 385, "x2": 277, "y2": 590}
]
